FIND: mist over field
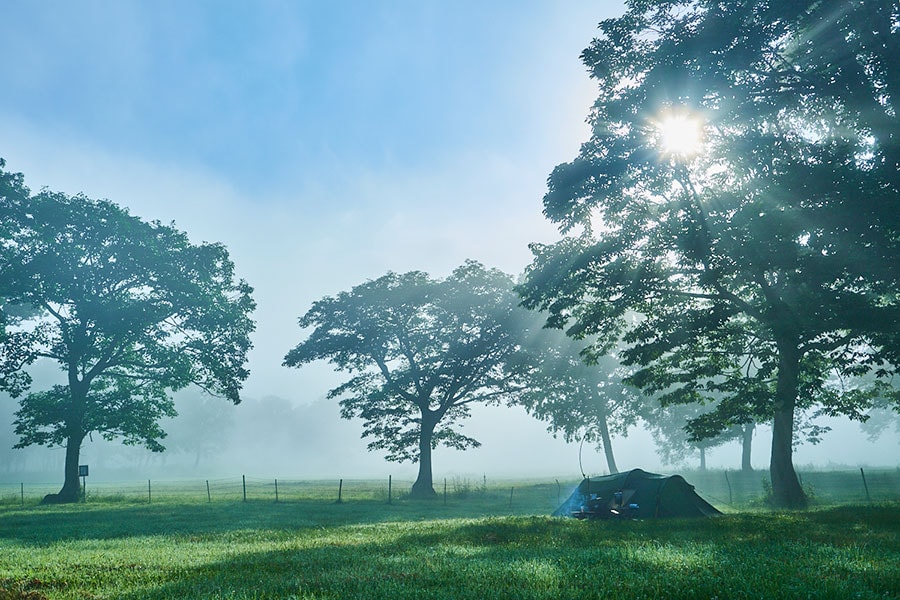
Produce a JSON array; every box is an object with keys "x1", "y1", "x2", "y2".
[{"x1": 2, "y1": 385, "x2": 897, "y2": 485}]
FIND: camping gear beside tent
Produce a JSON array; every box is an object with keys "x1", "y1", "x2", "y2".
[{"x1": 553, "y1": 468, "x2": 721, "y2": 519}]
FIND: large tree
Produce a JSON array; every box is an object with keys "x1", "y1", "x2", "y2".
[
  {"x1": 518, "y1": 1, "x2": 899, "y2": 507},
  {"x1": 283, "y1": 261, "x2": 537, "y2": 498},
  {"x1": 0, "y1": 161, "x2": 255, "y2": 502}
]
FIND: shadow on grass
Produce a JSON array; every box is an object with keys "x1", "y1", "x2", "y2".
[
  {"x1": 0, "y1": 493, "x2": 559, "y2": 546},
  {"x1": 109, "y1": 508, "x2": 900, "y2": 600},
  {"x1": 4, "y1": 501, "x2": 898, "y2": 599}
]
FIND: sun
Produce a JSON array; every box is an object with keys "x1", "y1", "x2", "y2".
[{"x1": 655, "y1": 112, "x2": 705, "y2": 158}]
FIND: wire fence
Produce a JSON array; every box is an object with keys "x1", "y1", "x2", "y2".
[
  {"x1": 686, "y1": 467, "x2": 900, "y2": 507},
  {"x1": 1, "y1": 468, "x2": 897, "y2": 509},
  {"x1": 0, "y1": 476, "x2": 408, "y2": 506}
]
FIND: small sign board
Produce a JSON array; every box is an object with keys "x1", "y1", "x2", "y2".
[{"x1": 78, "y1": 465, "x2": 89, "y2": 477}]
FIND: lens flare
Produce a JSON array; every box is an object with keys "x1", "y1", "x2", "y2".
[{"x1": 655, "y1": 113, "x2": 705, "y2": 158}]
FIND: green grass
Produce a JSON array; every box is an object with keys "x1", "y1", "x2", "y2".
[{"x1": 0, "y1": 486, "x2": 897, "y2": 599}]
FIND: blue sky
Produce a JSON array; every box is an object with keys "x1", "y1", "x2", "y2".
[{"x1": 2, "y1": 2, "x2": 614, "y2": 198}]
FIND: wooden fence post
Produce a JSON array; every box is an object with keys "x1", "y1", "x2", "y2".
[{"x1": 860, "y1": 468, "x2": 871, "y2": 502}]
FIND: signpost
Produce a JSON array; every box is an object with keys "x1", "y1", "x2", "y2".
[{"x1": 79, "y1": 465, "x2": 89, "y2": 501}]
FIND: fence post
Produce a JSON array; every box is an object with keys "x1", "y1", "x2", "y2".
[
  {"x1": 148, "y1": 480, "x2": 151, "y2": 504},
  {"x1": 509, "y1": 486, "x2": 514, "y2": 510},
  {"x1": 206, "y1": 480, "x2": 211, "y2": 503},
  {"x1": 443, "y1": 478, "x2": 447, "y2": 505},
  {"x1": 388, "y1": 475, "x2": 392, "y2": 505},
  {"x1": 724, "y1": 471, "x2": 733, "y2": 505},
  {"x1": 556, "y1": 479, "x2": 561, "y2": 506},
  {"x1": 337, "y1": 479, "x2": 343, "y2": 504},
  {"x1": 21, "y1": 483, "x2": 24, "y2": 506},
  {"x1": 242, "y1": 475, "x2": 247, "y2": 502},
  {"x1": 275, "y1": 479, "x2": 279, "y2": 503},
  {"x1": 860, "y1": 468, "x2": 871, "y2": 502}
]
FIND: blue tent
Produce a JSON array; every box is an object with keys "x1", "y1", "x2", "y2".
[{"x1": 553, "y1": 468, "x2": 721, "y2": 519}]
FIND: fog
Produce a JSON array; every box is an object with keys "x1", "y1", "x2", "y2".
[
  {"x1": 1, "y1": 2, "x2": 898, "y2": 486},
  {"x1": 2, "y1": 384, "x2": 897, "y2": 485}
]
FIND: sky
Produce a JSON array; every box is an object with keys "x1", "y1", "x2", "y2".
[{"x1": 1, "y1": 1, "x2": 896, "y2": 479}]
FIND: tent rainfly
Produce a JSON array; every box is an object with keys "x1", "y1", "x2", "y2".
[{"x1": 553, "y1": 468, "x2": 721, "y2": 519}]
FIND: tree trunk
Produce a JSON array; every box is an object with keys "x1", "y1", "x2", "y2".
[
  {"x1": 770, "y1": 341, "x2": 807, "y2": 508},
  {"x1": 597, "y1": 415, "x2": 619, "y2": 474},
  {"x1": 46, "y1": 376, "x2": 88, "y2": 504},
  {"x1": 410, "y1": 410, "x2": 438, "y2": 498},
  {"x1": 741, "y1": 423, "x2": 755, "y2": 472},
  {"x1": 699, "y1": 445, "x2": 707, "y2": 471},
  {"x1": 44, "y1": 433, "x2": 84, "y2": 504}
]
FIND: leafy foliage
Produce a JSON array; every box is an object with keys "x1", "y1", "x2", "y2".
[
  {"x1": 284, "y1": 261, "x2": 538, "y2": 495},
  {"x1": 519, "y1": 1, "x2": 900, "y2": 507}
]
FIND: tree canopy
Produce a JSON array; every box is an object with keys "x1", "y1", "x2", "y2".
[
  {"x1": 518, "y1": 0, "x2": 900, "y2": 507},
  {"x1": 283, "y1": 261, "x2": 538, "y2": 497},
  {"x1": 0, "y1": 160, "x2": 256, "y2": 502}
]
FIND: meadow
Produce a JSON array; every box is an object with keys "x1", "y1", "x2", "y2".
[{"x1": 0, "y1": 479, "x2": 898, "y2": 600}]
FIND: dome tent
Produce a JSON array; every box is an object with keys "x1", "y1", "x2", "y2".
[{"x1": 553, "y1": 468, "x2": 721, "y2": 519}]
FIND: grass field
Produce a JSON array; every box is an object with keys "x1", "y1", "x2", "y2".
[{"x1": 0, "y1": 484, "x2": 897, "y2": 599}]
